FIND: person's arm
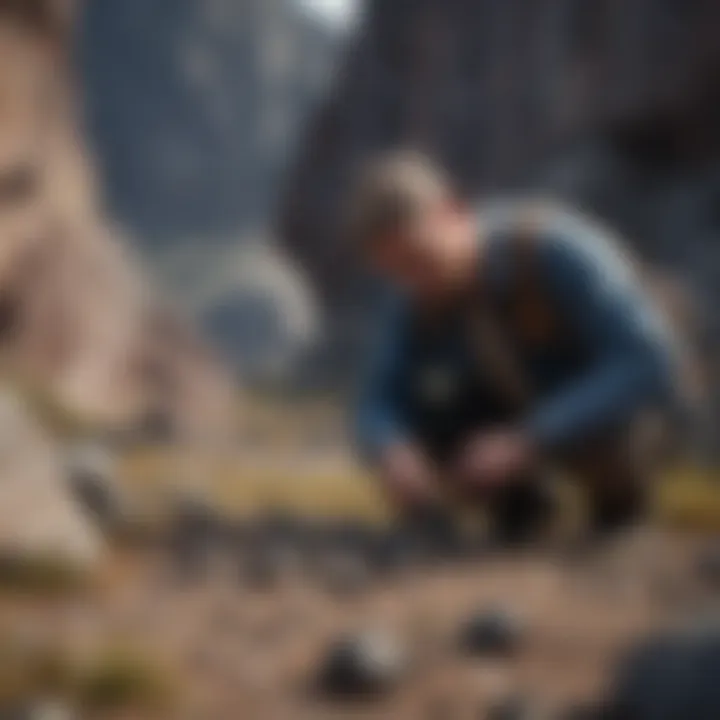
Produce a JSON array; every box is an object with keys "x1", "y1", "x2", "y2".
[
  {"x1": 354, "y1": 301, "x2": 441, "y2": 510},
  {"x1": 355, "y1": 300, "x2": 411, "y2": 462},
  {"x1": 525, "y1": 230, "x2": 676, "y2": 450}
]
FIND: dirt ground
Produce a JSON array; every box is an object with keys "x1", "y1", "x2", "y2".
[{"x1": 1, "y1": 528, "x2": 716, "y2": 719}]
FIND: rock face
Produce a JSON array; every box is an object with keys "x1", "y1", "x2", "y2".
[
  {"x1": 0, "y1": 0, "x2": 235, "y2": 440},
  {"x1": 0, "y1": 390, "x2": 101, "y2": 569},
  {"x1": 75, "y1": 0, "x2": 337, "y2": 375},
  {"x1": 78, "y1": 0, "x2": 338, "y2": 248},
  {"x1": 280, "y1": 0, "x2": 720, "y2": 389}
]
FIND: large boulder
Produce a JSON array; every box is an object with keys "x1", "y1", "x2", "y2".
[
  {"x1": 0, "y1": 0, "x2": 236, "y2": 443},
  {"x1": 0, "y1": 391, "x2": 102, "y2": 571},
  {"x1": 604, "y1": 620, "x2": 720, "y2": 720}
]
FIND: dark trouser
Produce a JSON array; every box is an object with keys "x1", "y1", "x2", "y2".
[
  {"x1": 425, "y1": 412, "x2": 665, "y2": 543},
  {"x1": 553, "y1": 413, "x2": 665, "y2": 534}
]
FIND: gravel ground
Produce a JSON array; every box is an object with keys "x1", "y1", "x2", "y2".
[{"x1": 0, "y1": 530, "x2": 716, "y2": 719}]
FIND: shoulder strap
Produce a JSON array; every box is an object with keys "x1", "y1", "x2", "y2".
[{"x1": 468, "y1": 204, "x2": 548, "y2": 414}]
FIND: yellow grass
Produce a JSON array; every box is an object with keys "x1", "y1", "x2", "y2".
[
  {"x1": 118, "y1": 445, "x2": 720, "y2": 529},
  {"x1": 0, "y1": 637, "x2": 172, "y2": 714},
  {"x1": 656, "y1": 466, "x2": 720, "y2": 531},
  {"x1": 119, "y1": 446, "x2": 388, "y2": 522}
]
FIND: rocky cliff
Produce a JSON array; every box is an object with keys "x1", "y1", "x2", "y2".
[
  {"x1": 75, "y1": 0, "x2": 338, "y2": 376},
  {"x1": 0, "y1": 0, "x2": 235, "y2": 440},
  {"x1": 281, "y1": 0, "x2": 720, "y2": 385}
]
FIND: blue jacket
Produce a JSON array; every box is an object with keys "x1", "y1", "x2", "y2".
[{"x1": 355, "y1": 204, "x2": 677, "y2": 462}]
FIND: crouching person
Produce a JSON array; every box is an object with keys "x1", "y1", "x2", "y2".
[{"x1": 351, "y1": 152, "x2": 679, "y2": 544}]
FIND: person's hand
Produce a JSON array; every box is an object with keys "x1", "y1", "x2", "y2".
[
  {"x1": 379, "y1": 442, "x2": 439, "y2": 512},
  {"x1": 455, "y1": 429, "x2": 534, "y2": 491}
]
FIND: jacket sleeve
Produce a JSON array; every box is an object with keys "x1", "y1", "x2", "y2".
[
  {"x1": 525, "y1": 229, "x2": 677, "y2": 450},
  {"x1": 354, "y1": 300, "x2": 412, "y2": 462}
]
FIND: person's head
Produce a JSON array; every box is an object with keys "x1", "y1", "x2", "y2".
[{"x1": 349, "y1": 151, "x2": 478, "y2": 299}]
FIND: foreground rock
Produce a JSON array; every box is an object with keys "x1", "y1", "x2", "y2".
[
  {"x1": 604, "y1": 620, "x2": 720, "y2": 719},
  {"x1": 458, "y1": 608, "x2": 525, "y2": 658},
  {"x1": 8, "y1": 700, "x2": 76, "y2": 720},
  {"x1": 0, "y1": 392, "x2": 102, "y2": 573},
  {"x1": 695, "y1": 542, "x2": 720, "y2": 588},
  {"x1": 64, "y1": 442, "x2": 133, "y2": 537},
  {"x1": 317, "y1": 630, "x2": 407, "y2": 699},
  {"x1": 486, "y1": 694, "x2": 536, "y2": 720}
]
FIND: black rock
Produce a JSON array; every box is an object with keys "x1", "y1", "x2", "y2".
[
  {"x1": 167, "y1": 492, "x2": 225, "y2": 581},
  {"x1": 2, "y1": 701, "x2": 76, "y2": 720},
  {"x1": 66, "y1": 445, "x2": 125, "y2": 534},
  {"x1": 696, "y1": 543, "x2": 720, "y2": 587},
  {"x1": 459, "y1": 608, "x2": 524, "y2": 658},
  {"x1": 556, "y1": 703, "x2": 604, "y2": 720},
  {"x1": 486, "y1": 694, "x2": 535, "y2": 720},
  {"x1": 372, "y1": 510, "x2": 466, "y2": 575},
  {"x1": 239, "y1": 542, "x2": 301, "y2": 590},
  {"x1": 315, "y1": 550, "x2": 372, "y2": 598},
  {"x1": 70, "y1": 469, "x2": 119, "y2": 525},
  {"x1": 371, "y1": 526, "x2": 422, "y2": 575},
  {"x1": 171, "y1": 492, "x2": 221, "y2": 535},
  {"x1": 236, "y1": 514, "x2": 313, "y2": 589},
  {"x1": 317, "y1": 631, "x2": 407, "y2": 699},
  {"x1": 603, "y1": 620, "x2": 720, "y2": 720}
]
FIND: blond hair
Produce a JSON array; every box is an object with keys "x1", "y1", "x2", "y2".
[{"x1": 347, "y1": 151, "x2": 451, "y2": 246}]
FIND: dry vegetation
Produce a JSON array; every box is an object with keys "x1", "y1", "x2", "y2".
[
  {"x1": 118, "y1": 441, "x2": 720, "y2": 531},
  {"x1": 0, "y1": 393, "x2": 717, "y2": 718}
]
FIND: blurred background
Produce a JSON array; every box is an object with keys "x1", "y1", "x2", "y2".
[
  {"x1": 3, "y1": 0, "x2": 720, "y2": 441},
  {"x1": 0, "y1": 0, "x2": 718, "y2": 718}
]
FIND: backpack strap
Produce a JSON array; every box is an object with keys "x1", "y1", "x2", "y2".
[{"x1": 468, "y1": 204, "x2": 549, "y2": 414}]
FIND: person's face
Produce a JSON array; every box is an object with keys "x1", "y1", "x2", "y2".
[{"x1": 367, "y1": 202, "x2": 473, "y2": 298}]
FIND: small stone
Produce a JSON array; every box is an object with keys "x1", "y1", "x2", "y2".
[
  {"x1": 167, "y1": 490, "x2": 226, "y2": 580},
  {"x1": 10, "y1": 700, "x2": 76, "y2": 720},
  {"x1": 556, "y1": 703, "x2": 603, "y2": 720},
  {"x1": 458, "y1": 608, "x2": 524, "y2": 657},
  {"x1": 317, "y1": 630, "x2": 407, "y2": 699},
  {"x1": 486, "y1": 694, "x2": 535, "y2": 720},
  {"x1": 315, "y1": 550, "x2": 372, "y2": 598},
  {"x1": 696, "y1": 543, "x2": 720, "y2": 586},
  {"x1": 239, "y1": 547, "x2": 288, "y2": 590},
  {"x1": 65, "y1": 443, "x2": 123, "y2": 533}
]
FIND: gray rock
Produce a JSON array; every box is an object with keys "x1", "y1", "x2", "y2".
[
  {"x1": 486, "y1": 694, "x2": 536, "y2": 720},
  {"x1": 603, "y1": 620, "x2": 720, "y2": 719},
  {"x1": 315, "y1": 549, "x2": 372, "y2": 598},
  {"x1": 317, "y1": 630, "x2": 407, "y2": 699},
  {"x1": 4, "y1": 700, "x2": 76, "y2": 720},
  {"x1": 167, "y1": 490, "x2": 225, "y2": 582},
  {"x1": 696, "y1": 542, "x2": 720, "y2": 587},
  {"x1": 236, "y1": 514, "x2": 309, "y2": 589},
  {"x1": 64, "y1": 442, "x2": 126, "y2": 534},
  {"x1": 556, "y1": 704, "x2": 603, "y2": 720},
  {"x1": 0, "y1": 392, "x2": 102, "y2": 572},
  {"x1": 239, "y1": 543, "x2": 300, "y2": 590},
  {"x1": 459, "y1": 608, "x2": 525, "y2": 658}
]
